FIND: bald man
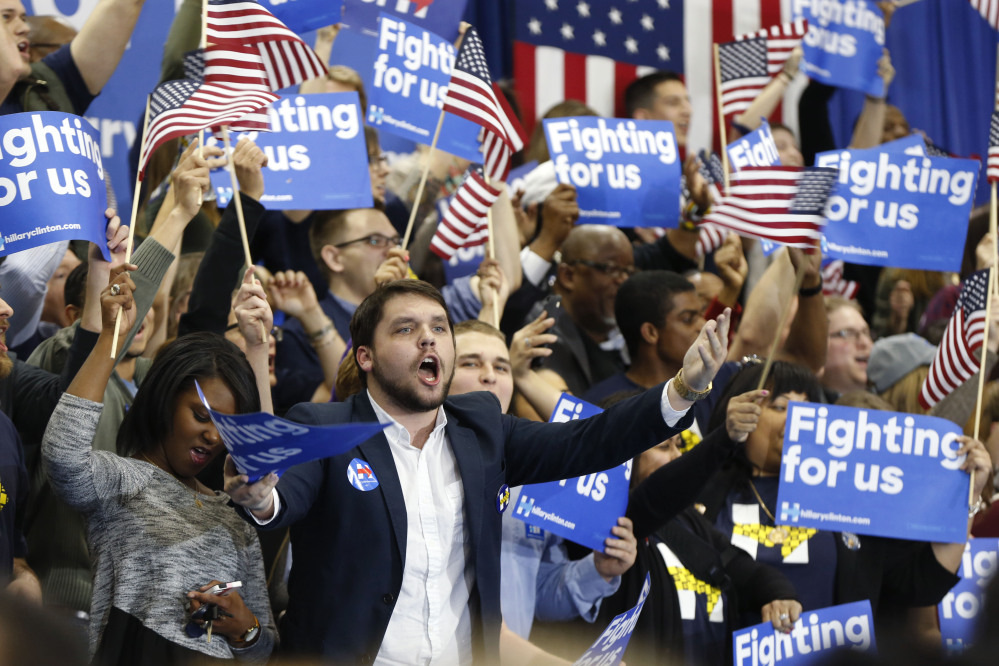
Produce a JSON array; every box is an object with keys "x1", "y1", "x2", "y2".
[{"x1": 533, "y1": 225, "x2": 636, "y2": 396}]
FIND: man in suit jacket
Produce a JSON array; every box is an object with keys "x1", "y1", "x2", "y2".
[{"x1": 226, "y1": 279, "x2": 730, "y2": 663}]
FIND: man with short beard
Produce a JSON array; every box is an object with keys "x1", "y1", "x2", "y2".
[{"x1": 226, "y1": 279, "x2": 732, "y2": 664}]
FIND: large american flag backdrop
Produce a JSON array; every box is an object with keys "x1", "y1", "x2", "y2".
[{"x1": 511, "y1": 0, "x2": 802, "y2": 151}]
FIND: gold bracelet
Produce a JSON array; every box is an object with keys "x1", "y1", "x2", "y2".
[{"x1": 674, "y1": 368, "x2": 712, "y2": 402}]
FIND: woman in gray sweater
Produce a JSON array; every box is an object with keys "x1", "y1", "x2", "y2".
[{"x1": 41, "y1": 264, "x2": 275, "y2": 664}]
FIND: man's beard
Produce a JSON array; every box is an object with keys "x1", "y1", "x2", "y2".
[
  {"x1": 0, "y1": 353, "x2": 12, "y2": 380},
  {"x1": 372, "y1": 362, "x2": 454, "y2": 413}
]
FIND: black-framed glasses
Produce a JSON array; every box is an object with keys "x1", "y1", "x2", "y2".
[
  {"x1": 334, "y1": 233, "x2": 401, "y2": 250},
  {"x1": 368, "y1": 152, "x2": 388, "y2": 166},
  {"x1": 566, "y1": 259, "x2": 637, "y2": 279}
]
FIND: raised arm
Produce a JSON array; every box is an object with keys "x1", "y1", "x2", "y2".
[
  {"x1": 234, "y1": 267, "x2": 275, "y2": 414},
  {"x1": 268, "y1": 270, "x2": 346, "y2": 404},
  {"x1": 848, "y1": 49, "x2": 895, "y2": 150},
  {"x1": 69, "y1": 0, "x2": 147, "y2": 95},
  {"x1": 732, "y1": 47, "x2": 802, "y2": 135}
]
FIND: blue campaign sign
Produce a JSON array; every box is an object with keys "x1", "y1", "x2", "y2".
[
  {"x1": 726, "y1": 120, "x2": 781, "y2": 172},
  {"x1": 507, "y1": 160, "x2": 538, "y2": 195},
  {"x1": 573, "y1": 573, "x2": 651, "y2": 666},
  {"x1": 341, "y1": 0, "x2": 469, "y2": 41},
  {"x1": 367, "y1": 15, "x2": 482, "y2": 162},
  {"x1": 208, "y1": 92, "x2": 373, "y2": 210},
  {"x1": 544, "y1": 117, "x2": 682, "y2": 228},
  {"x1": 814, "y1": 144, "x2": 979, "y2": 272},
  {"x1": 0, "y1": 112, "x2": 110, "y2": 259},
  {"x1": 195, "y1": 381, "x2": 387, "y2": 482},
  {"x1": 776, "y1": 402, "x2": 971, "y2": 544},
  {"x1": 793, "y1": 1, "x2": 886, "y2": 97},
  {"x1": 939, "y1": 539, "x2": 999, "y2": 655},
  {"x1": 513, "y1": 394, "x2": 629, "y2": 552},
  {"x1": 261, "y1": 0, "x2": 341, "y2": 34},
  {"x1": 733, "y1": 600, "x2": 876, "y2": 666}
]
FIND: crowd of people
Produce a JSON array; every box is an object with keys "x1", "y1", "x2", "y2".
[{"x1": 1, "y1": 1, "x2": 999, "y2": 664}]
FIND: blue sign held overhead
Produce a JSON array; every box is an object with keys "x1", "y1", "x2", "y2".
[
  {"x1": 341, "y1": 0, "x2": 469, "y2": 41},
  {"x1": 776, "y1": 402, "x2": 972, "y2": 544},
  {"x1": 574, "y1": 573, "x2": 651, "y2": 666},
  {"x1": 513, "y1": 395, "x2": 630, "y2": 552},
  {"x1": 0, "y1": 112, "x2": 110, "y2": 259},
  {"x1": 939, "y1": 539, "x2": 999, "y2": 655},
  {"x1": 815, "y1": 143, "x2": 979, "y2": 272},
  {"x1": 727, "y1": 120, "x2": 781, "y2": 172},
  {"x1": 208, "y1": 92, "x2": 373, "y2": 210},
  {"x1": 195, "y1": 381, "x2": 387, "y2": 482},
  {"x1": 367, "y1": 14, "x2": 483, "y2": 162},
  {"x1": 793, "y1": 0, "x2": 886, "y2": 97},
  {"x1": 733, "y1": 600, "x2": 877, "y2": 665},
  {"x1": 544, "y1": 117, "x2": 682, "y2": 228}
]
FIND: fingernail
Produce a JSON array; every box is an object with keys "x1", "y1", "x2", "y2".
[{"x1": 761, "y1": 390, "x2": 769, "y2": 396}]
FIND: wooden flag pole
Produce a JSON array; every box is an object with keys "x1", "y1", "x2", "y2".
[
  {"x1": 401, "y1": 114, "x2": 445, "y2": 250},
  {"x1": 198, "y1": 0, "x2": 208, "y2": 161},
  {"x1": 972, "y1": 266, "x2": 995, "y2": 507},
  {"x1": 221, "y1": 126, "x2": 254, "y2": 268},
  {"x1": 111, "y1": 96, "x2": 152, "y2": 358},
  {"x1": 485, "y1": 176, "x2": 499, "y2": 329},
  {"x1": 992, "y1": 182, "x2": 997, "y2": 297},
  {"x1": 713, "y1": 43, "x2": 731, "y2": 193},
  {"x1": 755, "y1": 254, "x2": 808, "y2": 391},
  {"x1": 221, "y1": 126, "x2": 267, "y2": 341},
  {"x1": 402, "y1": 28, "x2": 468, "y2": 251}
]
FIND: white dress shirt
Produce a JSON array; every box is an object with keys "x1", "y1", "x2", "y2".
[
  {"x1": 369, "y1": 393, "x2": 473, "y2": 666},
  {"x1": 252, "y1": 381, "x2": 690, "y2": 662}
]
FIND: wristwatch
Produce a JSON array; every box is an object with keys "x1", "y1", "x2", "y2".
[{"x1": 237, "y1": 616, "x2": 260, "y2": 645}]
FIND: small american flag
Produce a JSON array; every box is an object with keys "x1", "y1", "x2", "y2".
[
  {"x1": 138, "y1": 79, "x2": 278, "y2": 178},
  {"x1": 183, "y1": 45, "x2": 272, "y2": 131},
  {"x1": 718, "y1": 20, "x2": 806, "y2": 121},
  {"x1": 735, "y1": 19, "x2": 807, "y2": 76},
  {"x1": 701, "y1": 166, "x2": 837, "y2": 248},
  {"x1": 443, "y1": 27, "x2": 525, "y2": 181},
  {"x1": 717, "y1": 37, "x2": 770, "y2": 120},
  {"x1": 988, "y1": 111, "x2": 999, "y2": 183},
  {"x1": 205, "y1": 0, "x2": 326, "y2": 91},
  {"x1": 919, "y1": 269, "x2": 991, "y2": 409},
  {"x1": 430, "y1": 168, "x2": 502, "y2": 260},
  {"x1": 694, "y1": 150, "x2": 728, "y2": 258}
]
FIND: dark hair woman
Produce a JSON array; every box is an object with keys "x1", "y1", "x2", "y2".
[{"x1": 42, "y1": 265, "x2": 276, "y2": 665}]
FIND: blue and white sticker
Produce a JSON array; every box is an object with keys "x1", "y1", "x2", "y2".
[
  {"x1": 496, "y1": 483, "x2": 511, "y2": 514},
  {"x1": 347, "y1": 458, "x2": 379, "y2": 491}
]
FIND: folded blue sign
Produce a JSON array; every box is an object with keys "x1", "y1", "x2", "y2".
[{"x1": 196, "y1": 381, "x2": 387, "y2": 482}]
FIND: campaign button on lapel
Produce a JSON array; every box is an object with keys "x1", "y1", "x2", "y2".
[
  {"x1": 347, "y1": 458, "x2": 379, "y2": 491},
  {"x1": 496, "y1": 484, "x2": 511, "y2": 513}
]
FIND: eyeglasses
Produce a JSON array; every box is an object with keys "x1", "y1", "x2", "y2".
[
  {"x1": 334, "y1": 233, "x2": 401, "y2": 250},
  {"x1": 368, "y1": 152, "x2": 388, "y2": 166},
  {"x1": 566, "y1": 259, "x2": 637, "y2": 279},
  {"x1": 829, "y1": 327, "x2": 871, "y2": 343}
]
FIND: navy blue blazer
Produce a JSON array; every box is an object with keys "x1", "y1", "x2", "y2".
[{"x1": 263, "y1": 385, "x2": 692, "y2": 663}]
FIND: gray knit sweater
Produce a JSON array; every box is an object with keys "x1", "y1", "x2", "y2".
[{"x1": 42, "y1": 394, "x2": 276, "y2": 662}]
